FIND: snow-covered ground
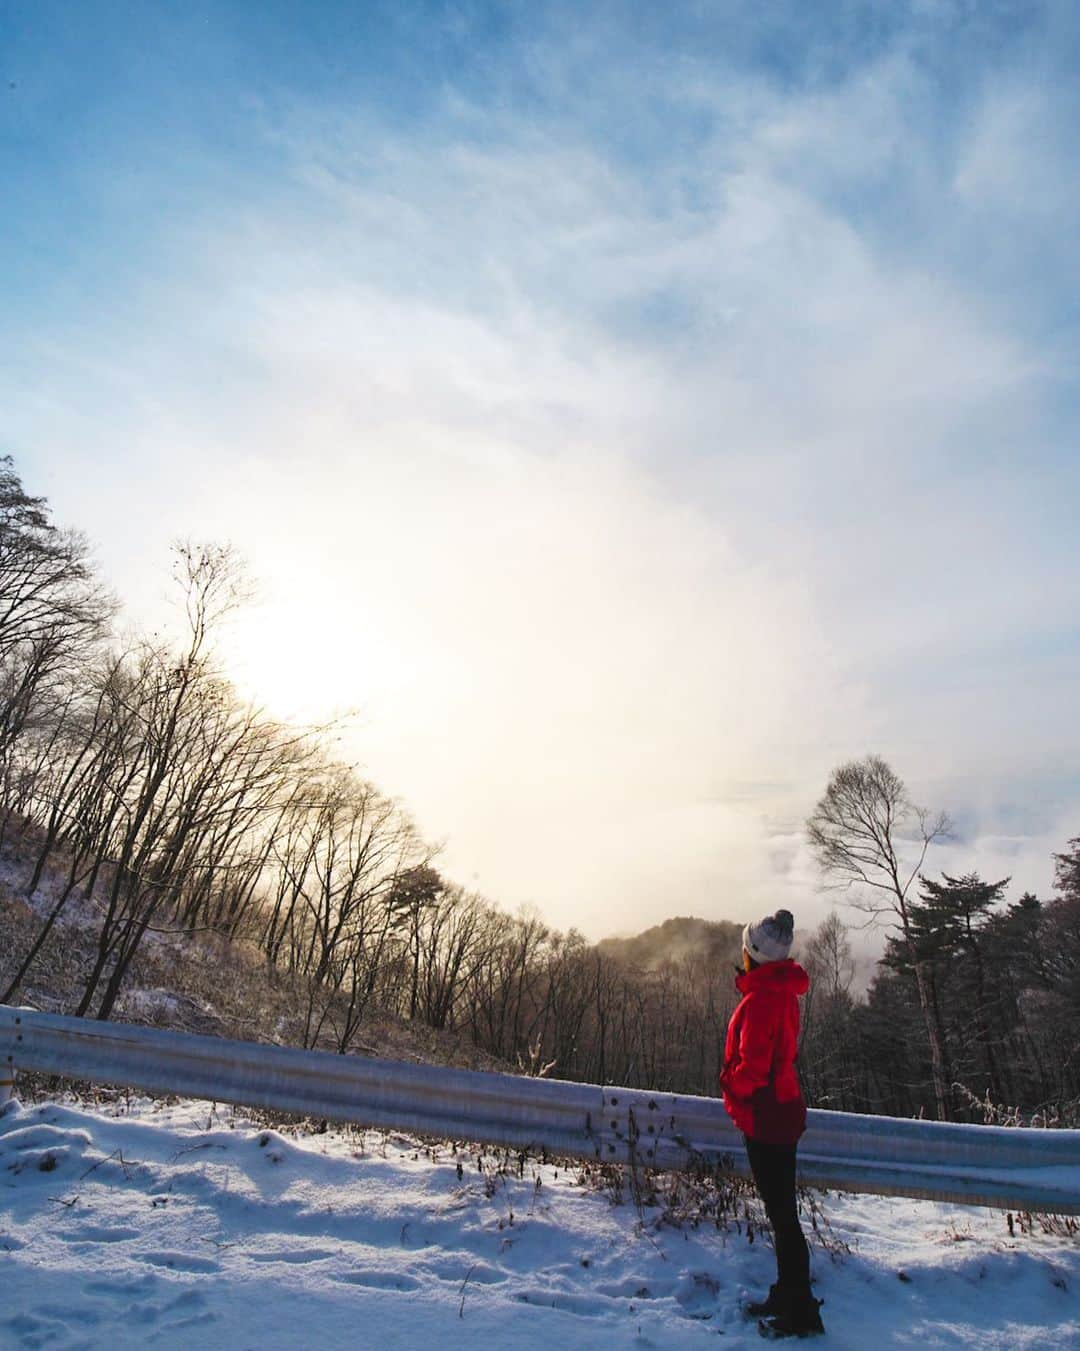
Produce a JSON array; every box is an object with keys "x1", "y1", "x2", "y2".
[{"x1": 1, "y1": 1096, "x2": 1077, "y2": 1350}]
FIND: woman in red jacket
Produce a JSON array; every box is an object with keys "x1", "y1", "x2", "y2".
[{"x1": 720, "y1": 908, "x2": 824, "y2": 1339}]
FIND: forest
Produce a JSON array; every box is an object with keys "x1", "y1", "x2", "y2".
[{"x1": 1, "y1": 454, "x2": 1078, "y2": 1126}]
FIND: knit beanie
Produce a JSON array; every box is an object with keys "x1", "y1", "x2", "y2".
[{"x1": 742, "y1": 909, "x2": 795, "y2": 964}]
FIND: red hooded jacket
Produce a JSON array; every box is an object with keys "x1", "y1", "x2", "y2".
[{"x1": 720, "y1": 959, "x2": 809, "y2": 1145}]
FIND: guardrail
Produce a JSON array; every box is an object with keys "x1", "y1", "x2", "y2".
[{"x1": 2, "y1": 1005, "x2": 1078, "y2": 1213}]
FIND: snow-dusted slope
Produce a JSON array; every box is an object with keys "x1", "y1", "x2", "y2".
[{"x1": 1, "y1": 1097, "x2": 1076, "y2": 1349}]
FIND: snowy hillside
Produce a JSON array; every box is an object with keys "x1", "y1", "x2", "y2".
[{"x1": 1, "y1": 1096, "x2": 1077, "y2": 1349}]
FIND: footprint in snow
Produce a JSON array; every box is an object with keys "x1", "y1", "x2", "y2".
[
  {"x1": 5, "y1": 1310, "x2": 69, "y2": 1349},
  {"x1": 152, "y1": 1289, "x2": 219, "y2": 1340},
  {"x1": 334, "y1": 1269, "x2": 420, "y2": 1291},
  {"x1": 248, "y1": 1247, "x2": 338, "y2": 1265},
  {"x1": 59, "y1": 1224, "x2": 140, "y2": 1244},
  {"x1": 5, "y1": 1303, "x2": 113, "y2": 1350},
  {"x1": 137, "y1": 1249, "x2": 220, "y2": 1273},
  {"x1": 674, "y1": 1270, "x2": 723, "y2": 1320},
  {"x1": 84, "y1": 1273, "x2": 160, "y2": 1297},
  {"x1": 516, "y1": 1289, "x2": 606, "y2": 1318},
  {"x1": 422, "y1": 1258, "x2": 506, "y2": 1285},
  {"x1": 595, "y1": 1276, "x2": 670, "y2": 1300}
]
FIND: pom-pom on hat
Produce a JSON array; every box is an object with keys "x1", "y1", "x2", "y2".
[{"x1": 743, "y1": 909, "x2": 795, "y2": 964}]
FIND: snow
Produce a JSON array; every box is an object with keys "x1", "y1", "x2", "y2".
[
  {"x1": 0, "y1": 850, "x2": 99, "y2": 933},
  {"x1": 1, "y1": 1096, "x2": 1077, "y2": 1349},
  {"x1": 115, "y1": 989, "x2": 184, "y2": 1020}
]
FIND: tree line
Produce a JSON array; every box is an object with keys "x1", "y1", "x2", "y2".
[
  {"x1": 1, "y1": 456, "x2": 1077, "y2": 1123},
  {"x1": 801, "y1": 758, "x2": 1080, "y2": 1123}
]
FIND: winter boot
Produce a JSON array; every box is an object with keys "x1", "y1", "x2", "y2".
[
  {"x1": 758, "y1": 1292, "x2": 825, "y2": 1339},
  {"x1": 744, "y1": 1284, "x2": 785, "y2": 1318}
]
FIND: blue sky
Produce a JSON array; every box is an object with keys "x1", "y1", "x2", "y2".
[{"x1": 3, "y1": 1, "x2": 1079, "y2": 937}]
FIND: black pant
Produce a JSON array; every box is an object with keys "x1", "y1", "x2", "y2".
[{"x1": 744, "y1": 1136, "x2": 810, "y2": 1296}]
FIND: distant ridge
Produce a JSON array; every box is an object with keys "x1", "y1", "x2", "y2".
[{"x1": 598, "y1": 915, "x2": 744, "y2": 970}]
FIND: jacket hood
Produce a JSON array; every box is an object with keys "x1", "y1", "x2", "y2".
[{"x1": 735, "y1": 958, "x2": 809, "y2": 998}]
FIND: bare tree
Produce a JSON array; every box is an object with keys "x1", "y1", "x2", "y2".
[
  {"x1": 799, "y1": 912, "x2": 859, "y2": 1110},
  {"x1": 1, "y1": 650, "x2": 148, "y2": 1003},
  {"x1": 464, "y1": 906, "x2": 551, "y2": 1064},
  {"x1": 803, "y1": 911, "x2": 856, "y2": 1001},
  {"x1": 529, "y1": 929, "x2": 590, "y2": 1079},
  {"x1": 807, "y1": 754, "x2": 953, "y2": 1119},
  {"x1": 0, "y1": 457, "x2": 114, "y2": 826},
  {"x1": 68, "y1": 543, "x2": 258, "y2": 1017},
  {"x1": 414, "y1": 884, "x2": 486, "y2": 1031}
]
